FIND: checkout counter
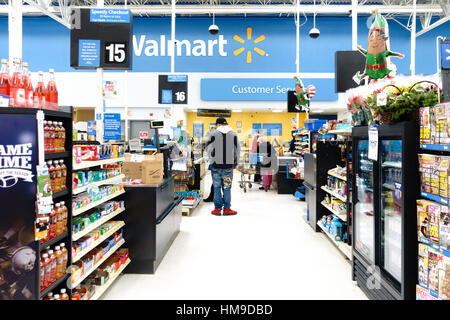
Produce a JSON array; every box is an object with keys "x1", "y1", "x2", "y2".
[{"x1": 277, "y1": 155, "x2": 304, "y2": 195}]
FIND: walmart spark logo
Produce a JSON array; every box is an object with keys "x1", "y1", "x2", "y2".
[{"x1": 233, "y1": 27, "x2": 267, "y2": 64}]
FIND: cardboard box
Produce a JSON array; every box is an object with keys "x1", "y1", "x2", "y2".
[{"x1": 122, "y1": 153, "x2": 164, "y2": 185}]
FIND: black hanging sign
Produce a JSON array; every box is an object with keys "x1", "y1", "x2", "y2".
[{"x1": 158, "y1": 75, "x2": 188, "y2": 104}]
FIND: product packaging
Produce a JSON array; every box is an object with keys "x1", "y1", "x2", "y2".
[{"x1": 418, "y1": 243, "x2": 429, "y2": 288}]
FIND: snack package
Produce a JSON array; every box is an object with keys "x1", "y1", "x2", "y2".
[{"x1": 418, "y1": 243, "x2": 429, "y2": 288}]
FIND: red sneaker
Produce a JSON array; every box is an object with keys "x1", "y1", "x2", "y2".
[
  {"x1": 211, "y1": 208, "x2": 222, "y2": 216},
  {"x1": 223, "y1": 208, "x2": 237, "y2": 216}
]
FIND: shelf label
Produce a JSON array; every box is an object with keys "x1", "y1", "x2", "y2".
[{"x1": 368, "y1": 124, "x2": 378, "y2": 161}]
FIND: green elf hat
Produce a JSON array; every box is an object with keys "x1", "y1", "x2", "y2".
[
  {"x1": 370, "y1": 10, "x2": 388, "y2": 40},
  {"x1": 294, "y1": 77, "x2": 304, "y2": 88}
]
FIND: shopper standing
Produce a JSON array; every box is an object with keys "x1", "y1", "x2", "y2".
[
  {"x1": 203, "y1": 125, "x2": 217, "y2": 203},
  {"x1": 257, "y1": 136, "x2": 277, "y2": 191},
  {"x1": 206, "y1": 117, "x2": 241, "y2": 216}
]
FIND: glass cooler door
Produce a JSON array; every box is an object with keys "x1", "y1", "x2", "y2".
[
  {"x1": 380, "y1": 139, "x2": 403, "y2": 282},
  {"x1": 354, "y1": 140, "x2": 375, "y2": 263}
]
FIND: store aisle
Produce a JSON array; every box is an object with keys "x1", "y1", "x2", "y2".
[{"x1": 103, "y1": 173, "x2": 367, "y2": 300}]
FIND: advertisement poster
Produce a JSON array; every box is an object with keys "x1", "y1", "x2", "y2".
[
  {"x1": 104, "y1": 113, "x2": 122, "y2": 141},
  {"x1": 103, "y1": 80, "x2": 118, "y2": 99},
  {"x1": 0, "y1": 114, "x2": 38, "y2": 300}
]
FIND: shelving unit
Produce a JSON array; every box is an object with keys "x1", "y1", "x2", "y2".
[
  {"x1": 321, "y1": 201, "x2": 347, "y2": 221},
  {"x1": 293, "y1": 130, "x2": 310, "y2": 155},
  {"x1": 73, "y1": 157, "x2": 125, "y2": 171},
  {"x1": 321, "y1": 185, "x2": 347, "y2": 202},
  {"x1": 89, "y1": 259, "x2": 131, "y2": 300},
  {"x1": 72, "y1": 207, "x2": 125, "y2": 241},
  {"x1": 72, "y1": 239, "x2": 125, "y2": 287},
  {"x1": 327, "y1": 169, "x2": 347, "y2": 181},
  {"x1": 317, "y1": 221, "x2": 352, "y2": 260}
]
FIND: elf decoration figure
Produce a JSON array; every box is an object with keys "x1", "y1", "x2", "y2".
[
  {"x1": 353, "y1": 10, "x2": 404, "y2": 84},
  {"x1": 293, "y1": 76, "x2": 316, "y2": 112}
]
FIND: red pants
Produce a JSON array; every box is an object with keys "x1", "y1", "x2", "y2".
[{"x1": 261, "y1": 169, "x2": 272, "y2": 189}]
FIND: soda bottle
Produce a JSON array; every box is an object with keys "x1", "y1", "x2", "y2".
[
  {"x1": 45, "y1": 69, "x2": 58, "y2": 110},
  {"x1": 22, "y1": 62, "x2": 33, "y2": 108},
  {"x1": 60, "y1": 288, "x2": 69, "y2": 300},
  {"x1": 59, "y1": 201, "x2": 68, "y2": 233},
  {"x1": 0, "y1": 59, "x2": 10, "y2": 106},
  {"x1": 40, "y1": 254, "x2": 47, "y2": 292},
  {"x1": 59, "y1": 122, "x2": 66, "y2": 151},
  {"x1": 59, "y1": 242, "x2": 68, "y2": 273},
  {"x1": 54, "y1": 160, "x2": 62, "y2": 192},
  {"x1": 48, "y1": 204, "x2": 57, "y2": 240},
  {"x1": 43, "y1": 292, "x2": 54, "y2": 300},
  {"x1": 43, "y1": 121, "x2": 49, "y2": 153},
  {"x1": 47, "y1": 249, "x2": 57, "y2": 284},
  {"x1": 34, "y1": 71, "x2": 46, "y2": 108},
  {"x1": 42, "y1": 253, "x2": 51, "y2": 289},
  {"x1": 9, "y1": 58, "x2": 26, "y2": 107},
  {"x1": 53, "y1": 294, "x2": 60, "y2": 301},
  {"x1": 54, "y1": 246, "x2": 64, "y2": 279},
  {"x1": 59, "y1": 160, "x2": 67, "y2": 191},
  {"x1": 54, "y1": 203, "x2": 63, "y2": 236},
  {"x1": 55, "y1": 122, "x2": 62, "y2": 152},
  {"x1": 47, "y1": 161, "x2": 56, "y2": 192},
  {"x1": 48, "y1": 122, "x2": 56, "y2": 153}
]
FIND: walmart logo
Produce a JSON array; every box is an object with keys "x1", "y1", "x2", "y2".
[{"x1": 233, "y1": 28, "x2": 267, "y2": 64}]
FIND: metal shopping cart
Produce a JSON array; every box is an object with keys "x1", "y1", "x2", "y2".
[{"x1": 236, "y1": 152, "x2": 263, "y2": 193}]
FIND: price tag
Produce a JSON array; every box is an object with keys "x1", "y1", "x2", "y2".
[
  {"x1": 368, "y1": 124, "x2": 378, "y2": 161},
  {"x1": 139, "y1": 131, "x2": 149, "y2": 139}
]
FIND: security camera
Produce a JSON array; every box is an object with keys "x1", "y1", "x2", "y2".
[
  {"x1": 309, "y1": 27, "x2": 320, "y2": 39},
  {"x1": 209, "y1": 24, "x2": 219, "y2": 35}
]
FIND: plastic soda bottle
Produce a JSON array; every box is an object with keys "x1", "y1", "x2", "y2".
[
  {"x1": 59, "y1": 122, "x2": 66, "y2": 151},
  {"x1": 55, "y1": 122, "x2": 62, "y2": 152},
  {"x1": 49, "y1": 122, "x2": 56, "y2": 153},
  {"x1": 42, "y1": 253, "x2": 51, "y2": 289},
  {"x1": 54, "y1": 246, "x2": 64, "y2": 279},
  {"x1": 59, "y1": 201, "x2": 68, "y2": 232},
  {"x1": 43, "y1": 292, "x2": 54, "y2": 300},
  {"x1": 48, "y1": 203, "x2": 57, "y2": 240},
  {"x1": 60, "y1": 289, "x2": 69, "y2": 300},
  {"x1": 59, "y1": 160, "x2": 67, "y2": 191},
  {"x1": 34, "y1": 71, "x2": 46, "y2": 108},
  {"x1": 55, "y1": 203, "x2": 63, "y2": 236},
  {"x1": 54, "y1": 160, "x2": 62, "y2": 192},
  {"x1": 0, "y1": 59, "x2": 10, "y2": 106},
  {"x1": 9, "y1": 58, "x2": 25, "y2": 107},
  {"x1": 43, "y1": 121, "x2": 49, "y2": 153},
  {"x1": 22, "y1": 62, "x2": 33, "y2": 108},
  {"x1": 47, "y1": 249, "x2": 57, "y2": 284},
  {"x1": 47, "y1": 161, "x2": 56, "y2": 192},
  {"x1": 40, "y1": 254, "x2": 47, "y2": 292},
  {"x1": 59, "y1": 243, "x2": 68, "y2": 273},
  {"x1": 45, "y1": 69, "x2": 58, "y2": 110},
  {"x1": 53, "y1": 294, "x2": 60, "y2": 301}
]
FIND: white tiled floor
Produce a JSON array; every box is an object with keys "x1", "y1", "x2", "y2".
[{"x1": 102, "y1": 173, "x2": 367, "y2": 300}]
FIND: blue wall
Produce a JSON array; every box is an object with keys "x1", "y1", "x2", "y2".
[{"x1": 0, "y1": 15, "x2": 448, "y2": 74}]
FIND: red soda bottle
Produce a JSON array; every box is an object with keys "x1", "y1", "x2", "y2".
[
  {"x1": 0, "y1": 59, "x2": 10, "y2": 107},
  {"x1": 22, "y1": 62, "x2": 34, "y2": 108},
  {"x1": 33, "y1": 71, "x2": 46, "y2": 109},
  {"x1": 45, "y1": 69, "x2": 58, "y2": 110},
  {"x1": 9, "y1": 58, "x2": 26, "y2": 107}
]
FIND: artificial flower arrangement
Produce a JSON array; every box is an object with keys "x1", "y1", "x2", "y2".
[{"x1": 346, "y1": 75, "x2": 443, "y2": 125}]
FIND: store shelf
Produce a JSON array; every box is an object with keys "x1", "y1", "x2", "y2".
[
  {"x1": 317, "y1": 221, "x2": 352, "y2": 260},
  {"x1": 418, "y1": 237, "x2": 449, "y2": 255},
  {"x1": 421, "y1": 144, "x2": 450, "y2": 151},
  {"x1": 39, "y1": 232, "x2": 69, "y2": 252},
  {"x1": 327, "y1": 169, "x2": 347, "y2": 181},
  {"x1": 72, "y1": 189, "x2": 125, "y2": 217},
  {"x1": 40, "y1": 274, "x2": 69, "y2": 298},
  {"x1": 420, "y1": 191, "x2": 449, "y2": 205},
  {"x1": 381, "y1": 161, "x2": 402, "y2": 169},
  {"x1": 45, "y1": 151, "x2": 70, "y2": 160},
  {"x1": 73, "y1": 157, "x2": 125, "y2": 171},
  {"x1": 328, "y1": 129, "x2": 352, "y2": 136},
  {"x1": 73, "y1": 174, "x2": 125, "y2": 195},
  {"x1": 72, "y1": 207, "x2": 125, "y2": 241},
  {"x1": 52, "y1": 189, "x2": 69, "y2": 199},
  {"x1": 89, "y1": 259, "x2": 131, "y2": 300},
  {"x1": 321, "y1": 201, "x2": 347, "y2": 222},
  {"x1": 72, "y1": 239, "x2": 125, "y2": 287},
  {"x1": 72, "y1": 221, "x2": 125, "y2": 263},
  {"x1": 382, "y1": 183, "x2": 395, "y2": 191},
  {"x1": 321, "y1": 185, "x2": 347, "y2": 202}
]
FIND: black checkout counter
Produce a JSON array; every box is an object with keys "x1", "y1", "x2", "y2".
[
  {"x1": 119, "y1": 176, "x2": 183, "y2": 274},
  {"x1": 277, "y1": 155, "x2": 303, "y2": 195}
]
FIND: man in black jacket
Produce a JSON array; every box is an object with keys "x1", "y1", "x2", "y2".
[{"x1": 206, "y1": 117, "x2": 241, "y2": 216}]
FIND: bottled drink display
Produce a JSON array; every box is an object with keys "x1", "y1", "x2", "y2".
[
  {"x1": 41, "y1": 200, "x2": 69, "y2": 244},
  {"x1": 0, "y1": 59, "x2": 10, "y2": 106},
  {"x1": 40, "y1": 243, "x2": 69, "y2": 293},
  {"x1": 44, "y1": 121, "x2": 66, "y2": 154},
  {"x1": 9, "y1": 58, "x2": 26, "y2": 107},
  {"x1": 45, "y1": 69, "x2": 58, "y2": 110}
]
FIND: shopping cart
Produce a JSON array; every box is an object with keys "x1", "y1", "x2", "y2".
[{"x1": 236, "y1": 153, "x2": 263, "y2": 193}]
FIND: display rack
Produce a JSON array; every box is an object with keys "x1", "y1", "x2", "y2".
[
  {"x1": 71, "y1": 142, "x2": 128, "y2": 299},
  {"x1": 293, "y1": 130, "x2": 310, "y2": 156}
]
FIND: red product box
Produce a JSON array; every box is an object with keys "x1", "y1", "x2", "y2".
[
  {"x1": 77, "y1": 145, "x2": 100, "y2": 161},
  {"x1": 113, "y1": 248, "x2": 129, "y2": 265}
]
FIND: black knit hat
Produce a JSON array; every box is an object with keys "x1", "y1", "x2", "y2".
[{"x1": 216, "y1": 117, "x2": 228, "y2": 125}]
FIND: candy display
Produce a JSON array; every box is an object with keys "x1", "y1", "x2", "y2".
[
  {"x1": 72, "y1": 201, "x2": 125, "y2": 236},
  {"x1": 72, "y1": 165, "x2": 122, "y2": 190},
  {"x1": 72, "y1": 185, "x2": 124, "y2": 212}
]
